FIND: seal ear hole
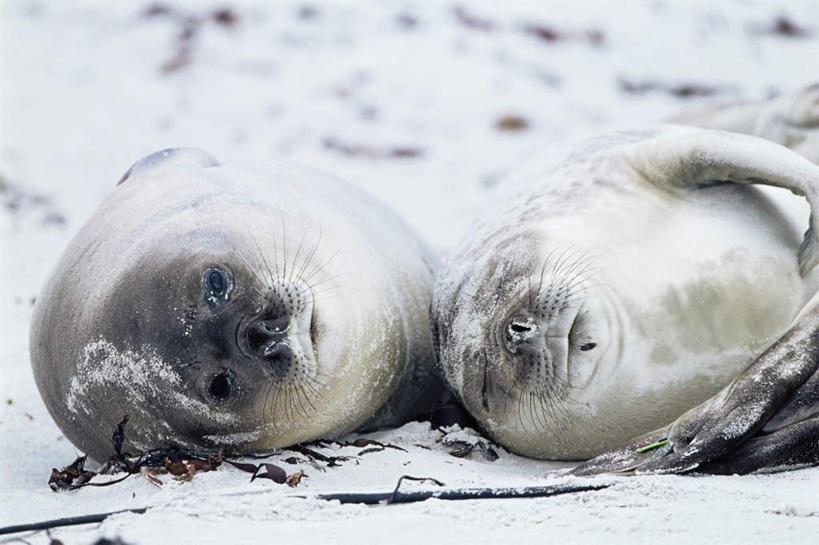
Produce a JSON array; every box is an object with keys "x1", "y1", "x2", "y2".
[{"x1": 208, "y1": 372, "x2": 233, "y2": 400}]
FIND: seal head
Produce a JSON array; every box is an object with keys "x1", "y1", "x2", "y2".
[{"x1": 31, "y1": 149, "x2": 443, "y2": 460}]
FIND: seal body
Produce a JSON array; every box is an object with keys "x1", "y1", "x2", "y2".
[
  {"x1": 432, "y1": 125, "x2": 819, "y2": 461},
  {"x1": 31, "y1": 150, "x2": 444, "y2": 461}
]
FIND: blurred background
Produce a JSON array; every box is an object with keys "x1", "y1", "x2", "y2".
[
  {"x1": 3, "y1": 1, "x2": 819, "y2": 254},
  {"x1": 1, "y1": 1, "x2": 819, "y2": 536}
]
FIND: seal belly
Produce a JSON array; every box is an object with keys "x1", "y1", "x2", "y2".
[{"x1": 601, "y1": 182, "x2": 812, "y2": 433}]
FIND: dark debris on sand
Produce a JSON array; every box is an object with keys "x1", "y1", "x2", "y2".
[
  {"x1": 0, "y1": 174, "x2": 67, "y2": 227},
  {"x1": 46, "y1": 416, "x2": 422, "y2": 492},
  {"x1": 617, "y1": 78, "x2": 725, "y2": 99}
]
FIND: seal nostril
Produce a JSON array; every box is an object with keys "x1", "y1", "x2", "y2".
[
  {"x1": 265, "y1": 342, "x2": 294, "y2": 368},
  {"x1": 208, "y1": 372, "x2": 233, "y2": 400},
  {"x1": 504, "y1": 317, "x2": 541, "y2": 355},
  {"x1": 246, "y1": 316, "x2": 289, "y2": 356},
  {"x1": 507, "y1": 317, "x2": 537, "y2": 339},
  {"x1": 510, "y1": 322, "x2": 531, "y2": 333}
]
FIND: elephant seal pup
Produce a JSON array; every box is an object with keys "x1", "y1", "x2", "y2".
[
  {"x1": 31, "y1": 149, "x2": 444, "y2": 462},
  {"x1": 432, "y1": 124, "x2": 819, "y2": 474}
]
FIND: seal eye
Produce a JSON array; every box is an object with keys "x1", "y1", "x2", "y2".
[
  {"x1": 207, "y1": 270, "x2": 226, "y2": 295},
  {"x1": 579, "y1": 342, "x2": 597, "y2": 351},
  {"x1": 202, "y1": 265, "x2": 234, "y2": 306},
  {"x1": 208, "y1": 371, "x2": 233, "y2": 400}
]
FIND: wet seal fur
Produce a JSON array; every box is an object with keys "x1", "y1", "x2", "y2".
[
  {"x1": 432, "y1": 85, "x2": 819, "y2": 474},
  {"x1": 31, "y1": 150, "x2": 446, "y2": 461}
]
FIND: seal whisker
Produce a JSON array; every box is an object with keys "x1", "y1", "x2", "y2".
[
  {"x1": 535, "y1": 247, "x2": 560, "y2": 301},
  {"x1": 298, "y1": 381, "x2": 323, "y2": 412},
  {"x1": 516, "y1": 379, "x2": 528, "y2": 432},
  {"x1": 527, "y1": 270, "x2": 534, "y2": 309},
  {"x1": 224, "y1": 229, "x2": 273, "y2": 292},
  {"x1": 297, "y1": 381, "x2": 320, "y2": 417},
  {"x1": 535, "y1": 390, "x2": 552, "y2": 431},
  {"x1": 263, "y1": 381, "x2": 277, "y2": 427},
  {"x1": 290, "y1": 384, "x2": 306, "y2": 421},
  {"x1": 308, "y1": 284, "x2": 346, "y2": 297},
  {"x1": 303, "y1": 272, "x2": 347, "y2": 291},
  {"x1": 290, "y1": 383, "x2": 306, "y2": 420},
  {"x1": 279, "y1": 215, "x2": 290, "y2": 287},
  {"x1": 288, "y1": 226, "x2": 309, "y2": 289},
  {"x1": 278, "y1": 385, "x2": 292, "y2": 424},
  {"x1": 548, "y1": 246, "x2": 576, "y2": 285},
  {"x1": 220, "y1": 232, "x2": 255, "y2": 273},
  {"x1": 301, "y1": 248, "x2": 342, "y2": 285},
  {"x1": 294, "y1": 227, "x2": 323, "y2": 285},
  {"x1": 527, "y1": 390, "x2": 539, "y2": 431},
  {"x1": 552, "y1": 251, "x2": 587, "y2": 297},
  {"x1": 261, "y1": 374, "x2": 276, "y2": 427},
  {"x1": 250, "y1": 233, "x2": 278, "y2": 290}
]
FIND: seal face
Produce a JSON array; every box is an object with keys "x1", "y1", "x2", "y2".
[
  {"x1": 31, "y1": 149, "x2": 445, "y2": 461},
  {"x1": 432, "y1": 124, "x2": 819, "y2": 462}
]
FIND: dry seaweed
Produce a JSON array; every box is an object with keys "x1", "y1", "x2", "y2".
[
  {"x1": 48, "y1": 456, "x2": 96, "y2": 491},
  {"x1": 285, "y1": 470, "x2": 307, "y2": 487},
  {"x1": 47, "y1": 416, "x2": 316, "y2": 491},
  {"x1": 249, "y1": 463, "x2": 286, "y2": 483},
  {"x1": 286, "y1": 444, "x2": 352, "y2": 467}
]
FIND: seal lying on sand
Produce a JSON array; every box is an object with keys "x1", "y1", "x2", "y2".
[
  {"x1": 31, "y1": 149, "x2": 445, "y2": 461},
  {"x1": 432, "y1": 85, "x2": 819, "y2": 474}
]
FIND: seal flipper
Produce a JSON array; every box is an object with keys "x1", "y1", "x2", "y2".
[
  {"x1": 572, "y1": 294, "x2": 819, "y2": 476},
  {"x1": 699, "y1": 415, "x2": 819, "y2": 475},
  {"x1": 117, "y1": 148, "x2": 219, "y2": 185},
  {"x1": 633, "y1": 127, "x2": 819, "y2": 275},
  {"x1": 569, "y1": 427, "x2": 673, "y2": 476},
  {"x1": 700, "y1": 357, "x2": 819, "y2": 474},
  {"x1": 668, "y1": 82, "x2": 819, "y2": 164}
]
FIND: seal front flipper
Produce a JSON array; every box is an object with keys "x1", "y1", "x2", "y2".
[
  {"x1": 572, "y1": 293, "x2": 819, "y2": 476},
  {"x1": 632, "y1": 126, "x2": 819, "y2": 275},
  {"x1": 569, "y1": 428, "x2": 672, "y2": 476}
]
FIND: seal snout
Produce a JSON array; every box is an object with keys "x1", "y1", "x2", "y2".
[
  {"x1": 496, "y1": 301, "x2": 578, "y2": 386},
  {"x1": 505, "y1": 316, "x2": 540, "y2": 354}
]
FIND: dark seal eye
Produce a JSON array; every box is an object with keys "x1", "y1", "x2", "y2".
[
  {"x1": 202, "y1": 265, "x2": 234, "y2": 306},
  {"x1": 207, "y1": 270, "x2": 226, "y2": 295},
  {"x1": 579, "y1": 342, "x2": 597, "y2": 351},
  {"x1": 208, "y1": 371, "x2": 233, "y2": 400}
]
